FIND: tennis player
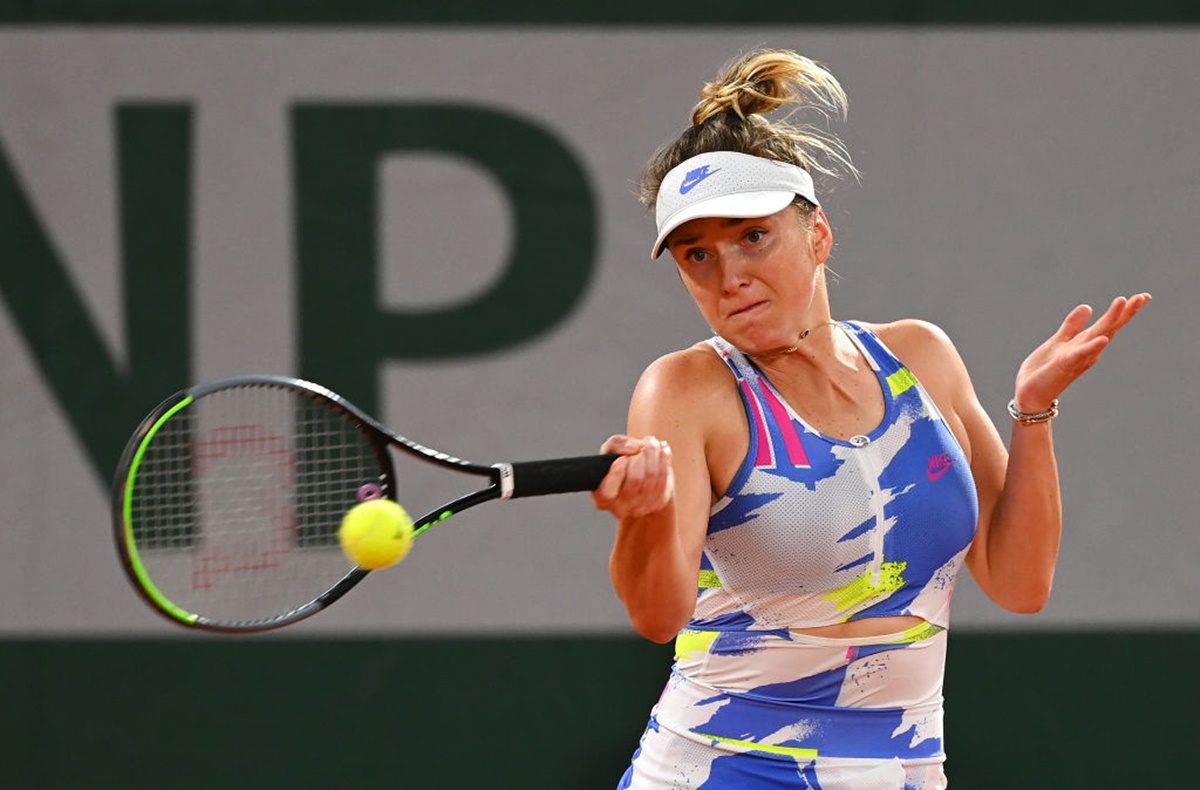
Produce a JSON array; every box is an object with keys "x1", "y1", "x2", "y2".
[{"x1": 592, "y1": 48, "x2": 1150, "y2": 789}]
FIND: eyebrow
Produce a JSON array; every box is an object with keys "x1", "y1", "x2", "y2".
[{"x1": 667, "y1": 217, "x2": 755, "y2": 250}]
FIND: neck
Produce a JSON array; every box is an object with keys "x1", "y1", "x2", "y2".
[
  {"x1": 747, "y1": 319, "x2": 856, "y2": 373},
  {"x1": 797, "y1": 320, "x2": 841, "y2": 343}
]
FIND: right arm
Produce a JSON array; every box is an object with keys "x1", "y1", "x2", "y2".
[{"x1": 593, "y1": 349, "x2": 726, "y2": 643}]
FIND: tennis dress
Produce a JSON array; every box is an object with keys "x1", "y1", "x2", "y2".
[{"x1": 617, "y1": 323, "x2": 979, "y2": 790}]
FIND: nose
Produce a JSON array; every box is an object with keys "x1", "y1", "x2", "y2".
[{"x1": 719, "y1": 252, "x2": 751, "y2": 294}]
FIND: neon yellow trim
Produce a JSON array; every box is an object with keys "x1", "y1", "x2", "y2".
[
  {"x1": 823, "y1": 560, "x2": 908, "y2": 617},
  {"x1": 697, "y1": 569, "x2": 722, "y2": 589},
  {"x1": 885, "y1": 621, "x2": 946, "y2": 645},
  {"x1": 122, "y1": 397, "x2": 200, "y2": 626},
  {"x1": 674, "y1": 629, "x2": 720, "y2": 661},
  {"x1": 887, "y1": 367, "x2": 919, "y2": 396},
  {"x1": 695, "y1": 732, "x2": 819, "y2": 759}
]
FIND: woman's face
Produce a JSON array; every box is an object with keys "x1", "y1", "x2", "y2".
[{"x1": 664, "y1": 205, "x2": 833, "y2": 356}]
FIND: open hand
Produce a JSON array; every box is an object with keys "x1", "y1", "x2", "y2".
[{"x1": 1013, "y1": 293, "x2": 1152, "y2": 413}]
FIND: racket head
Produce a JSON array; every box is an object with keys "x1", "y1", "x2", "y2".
[{"x1": 111, "y1": 376, "x2": 396, "y2": 633}]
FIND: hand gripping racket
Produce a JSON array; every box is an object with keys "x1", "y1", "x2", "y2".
[{"x1": 111, "y1": 375, "x2": 616, "y2": 634}]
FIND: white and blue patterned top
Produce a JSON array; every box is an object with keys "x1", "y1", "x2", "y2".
[
  {"x1": 694, "y1": 323, "x2": 978, "y2": 633},
  {"x1": 618, "y1": 324, "x2": 981, "y2": 789}
]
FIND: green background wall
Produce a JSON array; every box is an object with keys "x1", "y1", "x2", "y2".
[{"x1": 4, "y1": 632, "x2": 1197, "y2": 788}]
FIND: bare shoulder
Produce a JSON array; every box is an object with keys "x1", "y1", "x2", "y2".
[
  {"x1": 859, "y1": 319, "x2": 969, "y2": 403},
  {"x1": 632, "y1": 341, "x2": 738, "y2": 421},
  {"x1": 632, "y1": 342, "x2": 746, "y2": 499},
  {"x1": 863, "y1": 319, "x2": 967, "y2": 381},
  {"x1": 862, "y1": 318, "x2": 956, "y2": 355}
]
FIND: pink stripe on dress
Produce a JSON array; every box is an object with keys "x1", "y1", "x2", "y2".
[
  {"x1": 758, "y1": 383, "x2": 811, "y2": 467},
  {"x1": 740, "y1": 380, "x2": 774, "y2": 467}
]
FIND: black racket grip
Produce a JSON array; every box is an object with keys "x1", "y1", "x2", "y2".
[{"x1": 509, "y1": 454, "x2": 619, "y2": 498}]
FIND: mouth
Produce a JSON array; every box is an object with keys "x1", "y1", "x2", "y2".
[{"x1": 728, "y1": 301, "x2": 767, "y2": 319}]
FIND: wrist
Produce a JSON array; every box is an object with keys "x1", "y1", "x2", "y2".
[{"x1": 1008, "y1": 398, "x2": 1059, "y2": 424}]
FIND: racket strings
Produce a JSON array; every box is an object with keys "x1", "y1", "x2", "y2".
[{"x1": 128, "y1": 385, "x2": 386, "y2": 627}]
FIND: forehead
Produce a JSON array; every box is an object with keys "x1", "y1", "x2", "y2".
[{"x1": 666, "y1": 208, "x2": 795, "y2": 249}]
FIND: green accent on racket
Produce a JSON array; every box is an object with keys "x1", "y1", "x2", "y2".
[{"x1": 121, "y1": 396, "x2": 200, "y2": 626}]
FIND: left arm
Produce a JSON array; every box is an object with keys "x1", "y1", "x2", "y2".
[
  {"x1": 888, "y1": 293, "x2": 1151, "y2": 612},
  {"x1": 956, "y1": 367, "x2": 1061, "y2": 613}
]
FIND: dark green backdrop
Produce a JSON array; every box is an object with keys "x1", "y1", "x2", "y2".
[
  {"x1": 0, "y1": 0, "x2": 1197, "y2": 24},
  {"x1": 3, "y1": 631, "x2": 1193, "y2": 788}
]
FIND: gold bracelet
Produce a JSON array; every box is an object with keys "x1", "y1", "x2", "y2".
[{"x1": 1007, "y1": 398, "x2": 1059, "y2": 424}]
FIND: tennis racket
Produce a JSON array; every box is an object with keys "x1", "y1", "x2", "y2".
[{"x1": 111, "y1": 375, "x2": 617, "y2": 634}]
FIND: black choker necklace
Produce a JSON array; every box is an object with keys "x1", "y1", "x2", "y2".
[{"x1": 798, "y1": 321, "x2": 840, "y2": 341}]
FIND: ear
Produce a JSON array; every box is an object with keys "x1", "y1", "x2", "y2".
[{"x1": 810, "y1": 208, "x2": 833, "y2": 264}]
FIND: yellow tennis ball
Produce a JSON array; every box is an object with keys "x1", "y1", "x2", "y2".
[{"x1": 338, "y1": 499, "x2": 414, "y2": 570}]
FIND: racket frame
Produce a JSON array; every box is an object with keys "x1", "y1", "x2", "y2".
[{"x1": 111, "y1": 375, "x2": 610, "y2": 633}]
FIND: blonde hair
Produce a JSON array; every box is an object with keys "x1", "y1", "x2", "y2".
[{"x1": 639, "y1": 49, "x2": 858, "y2": 210}]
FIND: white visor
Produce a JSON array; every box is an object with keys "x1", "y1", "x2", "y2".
[{"x1": 651, "y1": 151, "x2": 819, "y2": 259}]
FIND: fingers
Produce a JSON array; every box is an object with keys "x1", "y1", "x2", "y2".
[
  {"x1": 1064, "y1": 293, "x2": 1152, "y2": 342},
  {"x1": 593, "y1": 452, "x2": 629, "y2": 503},
  {"x1": 1106, "y1": 292, "x2": 1152, "y2": 336},
  {"x1": 1077, "y1": 297, "x2": 1127, "y2": 340},
  {"x1": 1055, "y1": 303, "x2": 1095, "y2": 341},
  {"x1": 1016, "y1": 292, "x2": 1151, "y2": 407},
  {"x1": 592, "y1": 435, "x2": 675, "y2": 519},
  {"x1": 599, "y1": 434, "x2": 643, "y2": 456}
]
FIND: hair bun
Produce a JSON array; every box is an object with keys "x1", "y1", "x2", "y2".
[
  {"x1": 690, "y1": 48, "x2": 846, "y2": 127},
  {"x1": 638, "y1": 48, "x2": 857, "y2": 211}
]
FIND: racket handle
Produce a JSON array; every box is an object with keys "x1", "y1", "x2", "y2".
[{"x1": 509, "y1": 454, "x2": 619, "y2": 498}]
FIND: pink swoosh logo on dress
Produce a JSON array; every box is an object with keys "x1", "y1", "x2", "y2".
[{"x1": 927, "y1": 453, "x2": 954, "y2": 481}]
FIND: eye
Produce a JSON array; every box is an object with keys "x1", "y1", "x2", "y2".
[
  {"x1": 745, "y1": 228, "x2": 767, "y2": 244},
  {"x1": 684, "y1": 248, "x2": 710, "y2": 264}
]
